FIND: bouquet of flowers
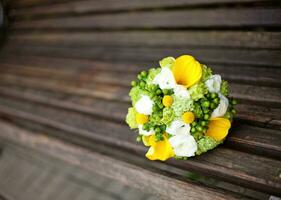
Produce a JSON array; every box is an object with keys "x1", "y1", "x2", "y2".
[{"x1": 126, "y1": 55, "x2": 237, "y2": 161}]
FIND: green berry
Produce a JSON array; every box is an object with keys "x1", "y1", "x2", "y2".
[
  {"x1": 156, "y1": 89, "x2": 162, "y2": 95},
  {"x1": 213, "y1": 98, "x2": 220, "y2": 104},
  {"x1": 210, "y1": 93, "x2": 218, "y2": 99},
  {"x1": 137, "y1": 74, "x2": 142, "y2": 80},
  {"x1": 163, "y1": 89, "x2": 169, "y2": 95},
  {"x1": 155, "y1": 127, "x2": 161, "y2": 134},
  {"x1": 191, "y1": 122, "x2": 197, "y2": 126},
  {"x1": 140, "y1": 81, "x2": 145, "y2": 88},
  {"x1": 231, "y1": 109, "x2": 236, "y2": 114},
  {"x1": 204, "y1": 114, "x2": 210, "y2": 120},
  {"x1": 210, "y1": 103, "x2": 216, "y2": 109},
  {"x1": 136, "y1": 136, "x2": 142, "y2": 142},
  {"x1": 201, "y1": 121, "x2": 207, "y2": 126},
  {"x1": 232, "y1": 99, "x2": 238, "y2": 105},
  {"x1": 202, "y1": 101, "x2": 210, "y2": 108},
  {"x1": 191, "y1": 127, "x2": 196, "y2": 133},
  {"x1": 131, "y1": 80, "x2": 137, "y2": 87},
  {"x1": 196, "y1": 126, "x2": 203, "y2": 132},
  {"x1": 141, "y1": 71, "x2": 147, "y2": 77}
]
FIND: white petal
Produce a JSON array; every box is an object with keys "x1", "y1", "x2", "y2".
[
  {"x1": 138, "y1": 125, "x2": 154, "y2": 136},
  {"x1": 211, "y1": 94, "x2": 229, "y2": 118},
  {"x1": 205, "y1": 75, "x2": 222, "y2": 93},
  {"x1": 152, "y1": 67, "x2": 176, "y2": 90},
  {"x1": 173, "y1": 85, "x2": 190, "y2": 98},
  {"x1": 166, "y1": 120, "x2": 190, "y2": 136},
  {"x1": 169, "y1": 135, "x2": 197, "y2": 157},
  {"x1": 135, "y1": 95, "x2": 154, "y2": 115}
]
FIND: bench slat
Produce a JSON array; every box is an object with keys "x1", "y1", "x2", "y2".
[
  {"x1": 0, "y1": 72, "x2": 280, "y2": 130},
  {"x1": 0, "y1": 96, "x2": 280, "y2": 196},
  {"x1": 11, "y1": 8, "x2": 281, "y2": 29},
  {"x1": 2, "y1": 44, "x2": 281, "y2": 68},
  {"x1": 8, "y1": 0, "x2": 275, "y2": 9},
  {"x1": 9, "y1": 31, "x2": 281, "y2": 49},
  {"x1": 0, "y1": 84, "x2": 280, "y2": 160},
  {"x1": 0, "y1": 120, "x2": 244, "y2": 200},
  {"x1": 1, "y1": 56, "x2": 280, "y2": 87}
]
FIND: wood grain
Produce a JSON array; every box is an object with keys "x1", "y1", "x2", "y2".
[
  {"x1": 0, "y1": 97, "x2": 280, "y2": 196},
  {"x1": 0, "y1": 120, "x2": 244, "y2": 200},
  {"x1": 11, "y1": 8, "x2": 281, "y2": 29}
]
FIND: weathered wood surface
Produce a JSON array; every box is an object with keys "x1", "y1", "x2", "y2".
[
  {"x1": 0, "y1": 120, "x2": 248, "y2": 200},
  {"x1": 0, "y1": 0, "x2": 281, "y2": 199}
]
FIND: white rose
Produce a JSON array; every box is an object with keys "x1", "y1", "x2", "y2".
[
  {"x1": 173, "y1": 85, "x2": 190, "y2": 98},
  {"x1": 166, "y1": 120, "x2": 190, "y2": 136},
  {"x1": 211, "y1": 94, "x2": 229, "y2": 118},
  {"x1": 205, "y1": 75, "x2": 222, "y2": 93},
  {"x1": 152, "y1": 67, "x2": 176, "y2": 89},
  {"x1": 169, "y1": 134, "x2": 197, "y2": 157},
  {"x1": 135, "y1": 95, "x2": 154, "y2": 115}
]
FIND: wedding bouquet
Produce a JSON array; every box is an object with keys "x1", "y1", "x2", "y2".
[{"x1": 126, "y1": 55, "x2": 237, "y2": 161}]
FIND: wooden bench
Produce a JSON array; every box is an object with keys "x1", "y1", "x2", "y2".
[{"x1": 0, "y1": 0, "x2": 280, "y2": 199}]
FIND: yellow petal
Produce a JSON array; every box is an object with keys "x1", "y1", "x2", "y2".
[
  {"x1": 182, "y1": 112, "x2": 195, "y2": 124},
  {"x1": 162, "y1": 95, "x2": 173, "y2": 107},
  {"x1": 172, "y1": 55, "x2": 202, "y2": 88},
  {"x1": 136, "y1": 113, "x2": 149, "y2": 124},
  {"x1": 206, "y1": 118, "x2": 231, "y2": 141},
  {"x1": 142, "y1": 135, "x2": 151, "y2": 146},
  {"x1": 145, "y1": 135, "x2": 174, "y2": 161}
]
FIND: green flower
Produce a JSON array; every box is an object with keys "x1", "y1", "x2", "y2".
[
  {"x1": 171, "y1": 96, "x2": 193, "y2": 117},
  {"x1": 159, "y1": 57, "x2": 175, "y2": 69},
  {"x1": 125, "y1": 107, "x2": 138, "y2": 129},
  {"x1": 189, "y1": 82, "x2": 208, "y2": 101},
  {"x1": 146, "y1": 68, "x2": 161, "y2": 85},
  {"x1": 196, "y1": 136, "x2": 221, "y2": 155},
  {"x1": 129, "y1": 86, "x2": 148, "y2": 105},
  {"x1": 161, "y1": 107, "x2": 176, "y2": 126}
]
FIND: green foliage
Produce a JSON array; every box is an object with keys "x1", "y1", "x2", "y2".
[
  {"x1": 161, "y1": 107, "x2": 176, "y2": 126},
  {"x1": 196, "y1": 136, "x2": 221, "y2": 155},
  {"x1": 189, "y1": 82, "x2": 208, "y2": 101},
  {"x1": 125, "y1": 107, "x2": 138, "y2": 129},
  {"x1": 171, "y1": 96, "x2": 193, "y2": 117},
  {"x1": 201, "y1": 65, "x2": 213, "y2": 81},
  {"x1": 220, "y1": 80, "x2": 229, "y2": 96}
]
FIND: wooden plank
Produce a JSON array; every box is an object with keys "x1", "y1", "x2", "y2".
[
  {"x1": 11, "y1": 8, "x2": 281, "y2": 29},
  {"x1": 0, "y1": 98, "x2": 280, "y2": 196},
  {"x1": 0, "y1": 121, "x2": 243, "y2": 200},
  {"x1": 0, "y1": 73, "x2": 280, "y2": 129},
  {"x1": 1, "y1": 55, "x2": 281, "y2": 87},
  {"x1": 2, "y1": 43, "x2": 281, "y2": 67},
  {"x1": 0, "y1": 72, "x2": 280, "y2": 108},
  {"x1": 8, "y1": 0, "x2": 274, "y2": 9},
  {"x1": 0, "y1": 85, "x2": 280, "y2": 160},
  {"x1": 1, "y1": 58, "x2": 281, "y2": 88},
  {"x1": 8, "y1": 31, "x2": 281, "y2": 49},
  {"x1": 0, "y1": 130, "x2": 272, "y2": 200}
]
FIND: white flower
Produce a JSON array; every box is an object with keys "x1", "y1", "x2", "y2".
[
  {"x1": 152, "y1": 67, "x2": 176, "y2": 89},
  {"x1": 135, "y1": 95, "x2": 154, "y2": 115},
  {"x1": 211, "y1": 94, "x2": 229, "y2": 118},
  {"x1": 205, "y1": 75, "x2": 221, "y2": 93},
  {"x1": 166, "y1": 120, "x2": 190, "y2": 136},
  {"x1": 138, "y1": 125, "x2": 154, "y2": 136},
  {"x1": 169, "y1": 134, "x2": 197, "y2": 157},
  {"x1": 173, "y1": 85, "x2": 190, "y2": 98}
]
